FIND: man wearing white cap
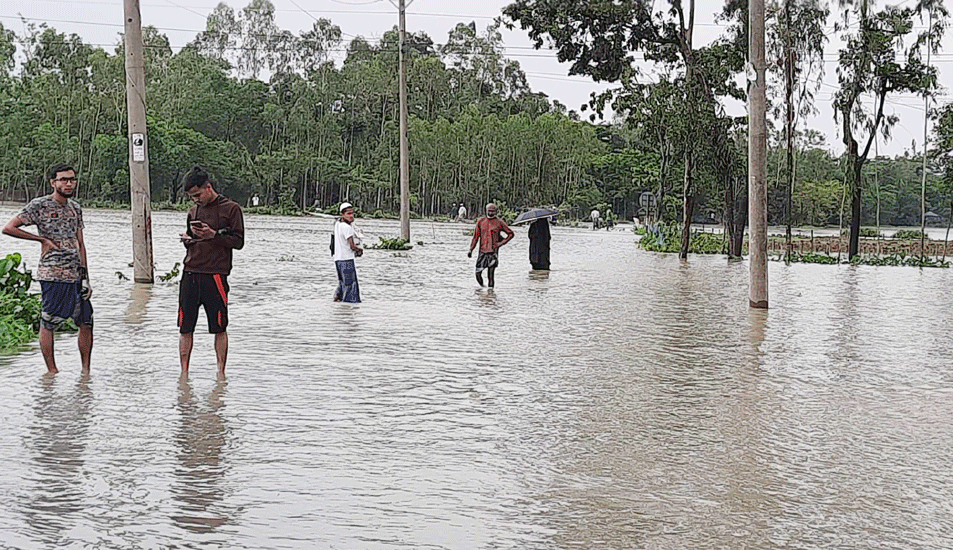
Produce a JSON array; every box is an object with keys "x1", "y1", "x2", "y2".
[{"x1": 332, "y1": 202, "x2": 363, "y2": 302}]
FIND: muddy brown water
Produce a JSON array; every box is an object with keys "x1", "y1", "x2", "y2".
[{"x1": 1, "y1": 209, "x2": 952, "y2": 549}]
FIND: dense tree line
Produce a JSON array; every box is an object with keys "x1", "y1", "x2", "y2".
[{"x1": 0, "y1": 0, "x2": 948, "y2": 231}]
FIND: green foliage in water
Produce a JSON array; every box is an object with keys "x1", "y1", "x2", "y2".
[
  {"x1": 638, "y1": 224, "x2": 725, "y2": 254},
  {"x1": 851, "y1": 252, "x2": 949, "y2": 268},
  {"x1": 891, "y1": 229, "x2": 930, "y2": 240},
  {"x1": 774, "y1": 252, "x2": 840, "y2": 264},
  {"x1": 158, "y1": 262, "x2": 181, "y2": 282},
  {"x1": 772, "y1": 251, "x2": 949, "y2": 268},
  {"x1": 840, "y1": 227, "x2": 883, "y2": 238},
  {"x1": 0, "y1": 253, "x2": 42, "y2": 350},
  {"x1": 370, "y1": 237, "x2": 413, "y2": 250}
]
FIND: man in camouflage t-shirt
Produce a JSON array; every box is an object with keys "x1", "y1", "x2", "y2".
[{"x1": 3, "y1": 163, "x2": 93, "y2": 374}]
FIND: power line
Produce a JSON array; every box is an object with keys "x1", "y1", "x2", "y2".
[{"x1": 163, "y1": 0, "x2": 207, "y2": 20}]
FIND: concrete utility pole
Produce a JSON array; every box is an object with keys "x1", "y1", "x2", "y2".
[
  {"x1": 920, "y1": 9, "x2": 933, "y2": 264},
  {"x1": 123, "y1": 0, "x2": 154, "y2": 283},
  {"x1": 395, "y1": 0, "x2": 412, "y2": 241},
  {"x1": 748, "y1": 0, "x2": 768, "y2": 308}
]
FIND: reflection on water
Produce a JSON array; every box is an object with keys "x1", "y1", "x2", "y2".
[
  {"x1": 21, "y1": 375, "x2": 93, "y2": 545},
  {"x1": 124, "y1": 283, "x2": 153, "y2": 325},
  {"x1": 171, "y1": 377, "x2": 230, "y2": 533},
  {"x1": 0, "y1": 209, "x2": 953, "y2": 548}
]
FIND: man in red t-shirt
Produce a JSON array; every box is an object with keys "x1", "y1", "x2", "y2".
[{"x1": 467, "y1": 203, "x2": 515, "y2": 288}]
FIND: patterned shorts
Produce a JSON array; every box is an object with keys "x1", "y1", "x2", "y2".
[
  {"x1": 40, "y1": 281, "x2": 93, "y2": 331},
  {"x1": 475, "y1": 252, "x2": 499, "y2": 272}
]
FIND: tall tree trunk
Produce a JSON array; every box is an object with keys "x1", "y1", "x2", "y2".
[
  {"x1": 784, "y1": 8, "x2": 795, "y2": 261},
  {"x1": 680, "y1": 148, "x2": 695, "y2": 259}
]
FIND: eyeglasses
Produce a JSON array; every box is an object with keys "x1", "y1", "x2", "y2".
[{"x1": 55, "y1": 177, "x2": 78, "y2": 183}]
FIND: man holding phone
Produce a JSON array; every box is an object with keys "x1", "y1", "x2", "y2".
[{"x1": 178, "y1": 165, "x2": 244, "y2": 377}]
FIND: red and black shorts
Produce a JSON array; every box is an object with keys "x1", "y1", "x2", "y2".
[{"x1": 178, "y1": 272, "x2": 229, "y2": 334}]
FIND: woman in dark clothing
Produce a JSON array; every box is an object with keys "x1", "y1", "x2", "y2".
[{"x1": 528, "y1": 218, "x2": 551, "y2": 270}]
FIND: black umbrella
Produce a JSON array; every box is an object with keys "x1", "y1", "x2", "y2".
[{"x1": 512, "y1": 207, "x2": 557, "y2": 225}]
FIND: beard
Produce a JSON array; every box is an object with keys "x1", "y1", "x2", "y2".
[{"x1": 57, "y1": 190, "x2": 74, "y2": 198}]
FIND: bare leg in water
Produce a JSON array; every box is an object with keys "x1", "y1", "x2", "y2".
[
  {"x1": 39, "y1": 326, "x2": 57, "y2": 374},
  {"x1": 487, "y1": 267, "x2": 496, "y2": 288},
  {"x1": 78, "y1": 324, "x2": 92, "y2": 373},
  {"x1": 180, "y1": 332, "x2": 193, "y2": 375},
  {"x1": 215, "y1": 332, "x2": 228, "y2": 376},
  {"x1": 475, "y1": 270, "x2": 484, "y2": 287}
]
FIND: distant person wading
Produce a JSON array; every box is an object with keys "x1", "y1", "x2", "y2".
[
  {"x1": 332, "y1": 202, "x2": 363, "y2": 303},
  {"x1": 468, "y1": 203, "x2": 514, "y2": 288}
]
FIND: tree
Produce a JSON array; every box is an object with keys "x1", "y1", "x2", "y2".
[
  {"x1": 834, "y1": 0, "x2": 947, "y2": 258},
  {"x1": 504, "y1": 0, "x2": 745, "y2": 258},
  {"x1": 768, "y1": 0, "x2": 828, "y2": 259}
]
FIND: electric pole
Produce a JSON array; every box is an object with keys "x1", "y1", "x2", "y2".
[
  {"x1": 749, "y1": 0, "x2": 768, "y2": 308},
  {"x1": 123, "y1": 0, "x2": 154, "y2": 283},
  {"x1": 391, "y1": 0, "x2": 412, "y2": 241},
  {"x1": 920, "y1": 9, "x2": 933, "y2": 264}
]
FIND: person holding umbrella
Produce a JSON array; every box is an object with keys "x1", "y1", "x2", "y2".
[
  {"x1": 528, "y1": 218, "x2": 551, "y2": 270},
  {"x1": 512, "y1": 207, "x2": 558, "y2": 271},
  {"x1": 468, "y1": 203, "x2": 514, "y2": 288}
]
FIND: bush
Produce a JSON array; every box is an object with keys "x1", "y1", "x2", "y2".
[
  {"x1": 840, "y1": 227, "x2": 882, "y2": 238},
  {"x1": 369, "y1": 237, "x2": 413, "y2": 250},
  {"x1": 638, "y1": 223, "x2": 725, "y2": 254},
  {"x1": 0, "y1": 253, "x2": 42, "y2": 350},
  {"x1": 891, "y1": 229, "x2": 929, "y2": 240},
  {"x1": 775, "y1": 252, "x2": 840, "y2": 264},
  {"x1": 850, "y1": 252, "x2": 948, "y2": 268}
]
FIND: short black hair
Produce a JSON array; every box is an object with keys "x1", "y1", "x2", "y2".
[
  {"x1": 48, "y1": 163, "x2": 74, "y2": 181},
  {"x1": 182, "y1": 165, "x2": 211, "y2": 192}
]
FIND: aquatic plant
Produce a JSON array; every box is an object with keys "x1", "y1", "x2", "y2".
[
  {"x1": 850, "y1": 252, "x2": 949, "y2": 268},
  {"x1": 840, "y1": 227, "x2": 883, "y2": 238},
  {"x1": 370, "y1": 237, "x2": 413, "y2": 250},
  {"x1": 638, "y1": 223, "x2": 725, "y2": 254},
  {"x1": 773, "y1": 252, "x2": 840, "y2": 264},
  {"x1": 0, "y1": 253, "x2": 42, "y2": 350},
  {"x1": 158, "y1": 262, "x2": 181, "y2": 282},
  {"x1": 891, "y1": 229, "x2": 930, "y2": 240}
]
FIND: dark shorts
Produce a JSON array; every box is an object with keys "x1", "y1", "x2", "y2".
[
  {"x1": 40, "y1": 281, "x2": 93, "y2": 331},
  {"x1": 178, "y1": 272, "x2": 229, "y2": 334},
  {"x1": 475, "y1": 251, "x2": 499, "y2": 272}
]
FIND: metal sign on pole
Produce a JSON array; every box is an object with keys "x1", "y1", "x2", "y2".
[
  {"x1": 748, "y1": 0, "x2": 768, "y2": 308},
  {"x1": 123, "y1": 0, "x2": 154, "y2": 283}
]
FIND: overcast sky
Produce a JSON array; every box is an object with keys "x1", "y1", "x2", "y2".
[{"x1": 3, "y1": 0, "x2": 952, "y2": 157}]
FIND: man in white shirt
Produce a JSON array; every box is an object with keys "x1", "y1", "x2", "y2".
[
  {"x1": 457, "y1": 204, "x2": 467, "y2": 221},
  {"x1": 590, "y1": 208, "x2": 600, "y2": 230},
  {"x1": 333, "y1": 202, "x2": 363, "y2": 302}
]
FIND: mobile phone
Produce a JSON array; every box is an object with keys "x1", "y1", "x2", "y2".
[{"x1": 189, "y1": 220, "x2": 203, "y2": 228}]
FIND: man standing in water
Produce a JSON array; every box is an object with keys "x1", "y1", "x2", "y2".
[
  {"x1": 468, "y1": 203, "x2": 514, "y2": 287},
  {"x1": 3, "y1": 164, "x2": 93, "y2": 374},
  {"x1": 333, "y1": 202, "x2": 363, "y2": 302},
  {"x1": 178, "y1": 166, "x2": 244, "y2": 377}
]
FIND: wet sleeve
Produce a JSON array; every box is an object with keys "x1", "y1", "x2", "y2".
[
  {"x1": 216, "y1": 204, "x2": 244, "y2": 250},
  {"x1": 470, "y1": 219, "x2": 482, "y2": 250},
  {"x1": 183, "y1": 209, "x2": 196, "y2": 245}
]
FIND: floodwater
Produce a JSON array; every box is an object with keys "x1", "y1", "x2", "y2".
[{"x1": 2, "y1": 209, "x2": 953, "y2": 549}]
